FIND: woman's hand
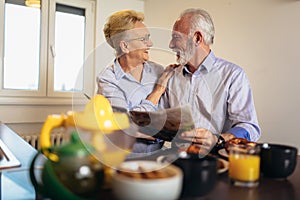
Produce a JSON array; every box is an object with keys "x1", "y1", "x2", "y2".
[
  {"x1": 156, "y1": 64, "x2": 179, "y2": 89},
  {"x1": 146, "y1": 64, "x2": 179, "y2": 105}
]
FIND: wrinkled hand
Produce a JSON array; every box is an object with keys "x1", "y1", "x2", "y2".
[
  {"x1": 179, "y1": 128, "x2": 218, "y2": 155},
  {"x1": 156, "y1": 64, "x2": 179, "y2": 89},
  {"x1": 146, "y1": 64, "x2": 179, "y2": 105}
]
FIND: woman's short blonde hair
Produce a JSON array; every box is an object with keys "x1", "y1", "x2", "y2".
[{"x1": 103, "y1": 10, "x2": 144, "y2": 55}]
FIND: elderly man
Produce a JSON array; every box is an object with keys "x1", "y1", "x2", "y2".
[{"x1": 161, "y1": 8, "x2": 261, "y2": 154}]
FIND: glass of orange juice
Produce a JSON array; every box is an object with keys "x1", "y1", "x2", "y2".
[{"x1": 228, "y1": 143, "x2": 261, "y2": 187}]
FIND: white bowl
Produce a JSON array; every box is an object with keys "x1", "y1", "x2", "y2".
[{"x1": 111, "y1": 160, "x2": 183, "y2": 200}]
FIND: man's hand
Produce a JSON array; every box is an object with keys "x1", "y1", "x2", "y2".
[
  {"x1": 221, "y1": 132, "x2": 236, "y2": 141},
  {"x1": 179, "y1": 128, "x2": 237, "y2": 155},
  {"x1": 179, "y1": 128, "x2": 217, "y2": 155}
]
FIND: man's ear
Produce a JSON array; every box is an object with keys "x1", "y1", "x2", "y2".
[
  {"x1": 194, "y1": 31, "x2": 202, "y2": 45},
  {"x1": 120, "y1": 41, "x2": 129, "y2": 53}
]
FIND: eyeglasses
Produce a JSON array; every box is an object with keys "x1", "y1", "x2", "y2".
[{"x1": 126, "y1": 34, "x2": 151, "y2": 44}]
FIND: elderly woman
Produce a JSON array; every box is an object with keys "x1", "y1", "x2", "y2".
[{"x1": 97, "y1": 10, "x2": 174, "y2": 153}]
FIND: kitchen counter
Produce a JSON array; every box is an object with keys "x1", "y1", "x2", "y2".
[{"x1": 0, "y1": 122, "x2": 37, "y2": 200}]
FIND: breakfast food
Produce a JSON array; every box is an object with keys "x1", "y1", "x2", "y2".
[
  {"x1": 112, "y1": 161, "x2": 183, "y2": 200},
  {"x1": 227, "y1": 138, "x2": 249, "y2": 146},
  {"x1": 176, "y1": 143, "x2": 203, "y2": 154},
  {"x1": 116, "y1": 166, "x2": 176, "y2": 179},
  {"x1": 186, "y1": 144, "x2": 201, "y2": 154},
  {"x1": 225, "y1": 138, "x2": 257, "y2": 152}
]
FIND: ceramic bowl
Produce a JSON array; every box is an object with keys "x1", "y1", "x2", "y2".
[
  {"x1": 173, "y1": 153, "x2": 218, "y2": 197},
  {"x1": 111, "y1": 160, "x2": 183, "y2": 200},
  {"x1": 260, "y1": 143, "x2": 298, "y2": 179}
]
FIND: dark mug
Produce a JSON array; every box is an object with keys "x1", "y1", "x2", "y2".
[
  {"x1": 173, "y1": 153, "x2": 217, "y2": 197},
  {"x1": 260, "y1": 143, "x2": 298, "y2": 179}
]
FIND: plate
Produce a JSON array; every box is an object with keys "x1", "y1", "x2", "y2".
[
  {"x1": 217, "y1": 158, "x2": 229, "y2": 174},
  {"x1": 218, "y1": 148, "x2": 229, "y2": 158},
  {"x1": 156, "y1": 154, "x2": 228, "y2": 174},
  {"x1": 157, "y1": 154, "x2": 179, "y2": 164}
]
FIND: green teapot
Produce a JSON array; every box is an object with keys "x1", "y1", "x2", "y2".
[{"x1": 30, "y1": 131, "x2": 105, "y2": 200}]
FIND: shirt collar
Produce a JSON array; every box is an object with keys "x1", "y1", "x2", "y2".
[
  {"x1": 183, "y1": 65, "x2": 192, "y2": 76},
  {"x1": 182, "y1": 51, "x2": 216, "y2": 76},
  {"x1": 114, "y1": 59, "x2": 125, "y2": 80},
  {"x1": 201, "y1": 51, "x2": 215, "y2": 73},
  {"x1": 114, "y1": 59, "x2": 150, "y2": 80},
  {"x1": 143, "y1": 61, "x2": 152, "y2": 73}
]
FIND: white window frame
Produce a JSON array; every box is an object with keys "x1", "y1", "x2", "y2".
[{"x1": 0, "y1": 0, "x2": 95, "y2": 105}]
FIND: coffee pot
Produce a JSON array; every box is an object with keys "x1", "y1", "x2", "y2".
[{"x1": 30, "y1": 95, "x2": 134, "y2": 199}]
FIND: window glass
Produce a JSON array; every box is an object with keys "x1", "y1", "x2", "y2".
[
  {"x1": 54, "y1": 4, "x2": 85, "y2": 92},
  {"x1": 3, "y1": 2, "x2": 40, "y2": 90},
  {"x1": 0, "y1": 0, "x2": 94, "y2": 102}
]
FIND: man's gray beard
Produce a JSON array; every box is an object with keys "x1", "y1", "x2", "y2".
[
  {"x1": 177, "y1": 39, "x2": 195, "y2": 66},
  {"x1": 177, "y1": 55, "x2": 187, "y2": 66}
]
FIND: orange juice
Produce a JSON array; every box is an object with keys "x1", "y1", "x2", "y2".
[{"x1": 229, "y1": 154, "x2": 260, "y2": 181}]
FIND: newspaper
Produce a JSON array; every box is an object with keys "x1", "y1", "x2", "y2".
[{"x1": 129, "y1": 104, "x2": 195, "y2": 141}]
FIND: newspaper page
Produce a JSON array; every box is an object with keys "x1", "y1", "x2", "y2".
[{"x1": 129, "y1": 104, "x2": 195, "y2": 141}]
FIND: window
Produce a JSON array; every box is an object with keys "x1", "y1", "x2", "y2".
[
  {"x1": 53, "y1": 4, "x2": 85, "y2": 92},
  {"x1": 3, "y1": 1, "x2": 41, "y2": 91},
  {"x1": 0, "y1": 0, "x2": 95, "y2": 104}
]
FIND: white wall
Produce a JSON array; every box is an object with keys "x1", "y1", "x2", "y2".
[
  {"x1": 95, "y1": 0, "x2": 144, "y2": 45},
  {"x1": 144, "y1": 0, "x2": 300, "y2": 150}
]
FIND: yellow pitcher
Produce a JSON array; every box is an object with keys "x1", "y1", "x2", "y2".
[{"x1": 41, "y1": 95, "x2": 136, "y2": 164}]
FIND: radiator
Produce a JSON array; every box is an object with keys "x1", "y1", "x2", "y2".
[{"x1": 21, "y1": 129, "x2": 70, "y2": 150}]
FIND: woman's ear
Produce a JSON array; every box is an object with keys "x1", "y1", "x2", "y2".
[{"x1": 120, "y1": 41, "x2": 129, "y2": 53}]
